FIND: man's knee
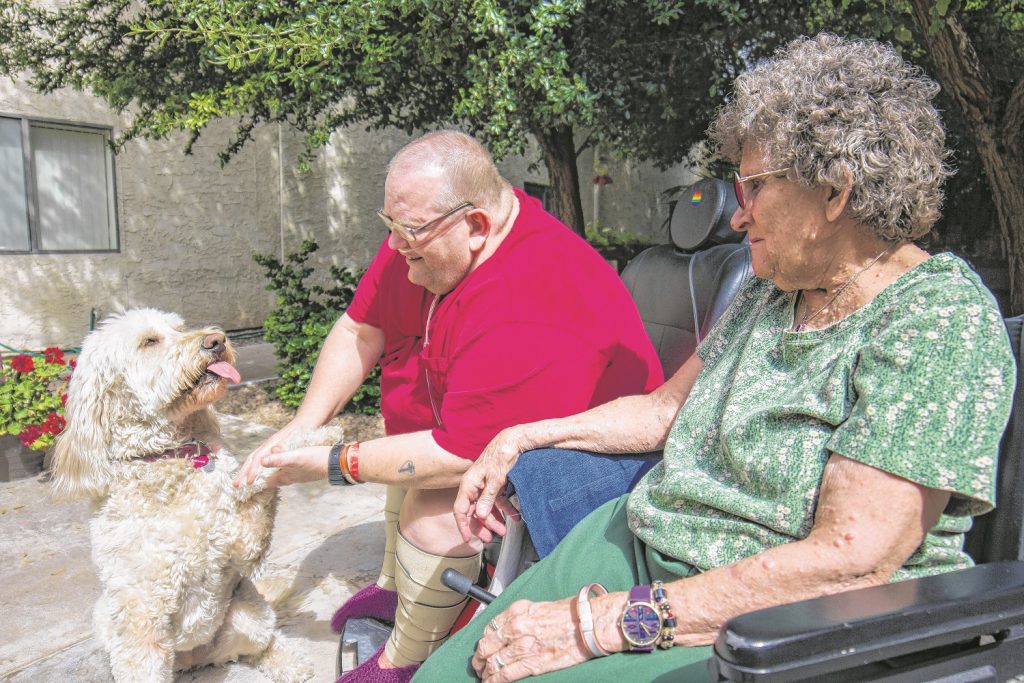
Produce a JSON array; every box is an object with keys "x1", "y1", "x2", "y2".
[{"x1": 399, "y1": 487, "x2": 482, "y2": 555}]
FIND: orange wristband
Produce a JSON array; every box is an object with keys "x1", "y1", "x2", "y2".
[{"x1": 345, "y1": 441, "x2": 361, "y2": 483}]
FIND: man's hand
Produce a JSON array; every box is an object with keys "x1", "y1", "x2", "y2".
[
  {"x1": 234, "y1": 420, "x2": 329, "y2": 487},
  {"x1": 258, "y1": 445, "x2": 331, "y2": 488},
  {"x1": 454, "y1": 427, "x2": 529, "y2": 543}
]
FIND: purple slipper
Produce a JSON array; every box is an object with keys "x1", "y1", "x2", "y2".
[
  {"x1": 331, "y1": 584, "x2": 399, "y2": 633},
  {"x1": 336, "y1": 642, "x2": 419, "y2": 683}
]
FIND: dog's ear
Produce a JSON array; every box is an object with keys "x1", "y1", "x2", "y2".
[{"x1": 49, "y1": 364, "x2": 118, "y2": 501}]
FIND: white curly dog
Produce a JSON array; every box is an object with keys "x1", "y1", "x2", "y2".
[{"x1": 51, "y1": 309, "x2": 334, "y2": 683}]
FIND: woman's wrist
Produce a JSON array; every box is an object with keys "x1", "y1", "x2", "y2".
[{"x1": 590, "y1": 592, "x2": 631, "y2": 654}]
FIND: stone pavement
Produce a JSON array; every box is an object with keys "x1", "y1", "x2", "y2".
[{"x1": 0, "y1": 411, "x2": 388, "y2": 683}]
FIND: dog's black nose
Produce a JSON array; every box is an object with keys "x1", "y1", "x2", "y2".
[{"x1": 202, "y1": 333, "x2": 226, "y2": 356}]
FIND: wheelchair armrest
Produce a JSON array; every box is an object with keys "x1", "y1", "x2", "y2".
[{"x1": 710, "y1": 560, "x2": 1024, "y2": 682}]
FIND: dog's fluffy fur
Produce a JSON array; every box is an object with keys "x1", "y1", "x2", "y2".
[{"x1": 51, "y1": 309, "x2": 332, "y2": 683}]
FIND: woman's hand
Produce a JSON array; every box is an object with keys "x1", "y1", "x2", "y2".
[
  {"x1": 454, "y1": 427, "x2": 531, "y2": 543},
  {"x1": 473, "y1": 597, "x2": 594, "y2": 682}
]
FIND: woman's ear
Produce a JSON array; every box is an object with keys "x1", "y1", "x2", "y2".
[{"x1": 825, "y1": 172, "x2": 853, "y2": 222}]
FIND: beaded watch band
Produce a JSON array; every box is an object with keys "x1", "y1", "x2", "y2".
[
  {"x1": 576, "y1": 582, "x2": 609, "y2": 658},
  {"x1": 651, "y1": 580, "x2": 677, "y2": 649}
]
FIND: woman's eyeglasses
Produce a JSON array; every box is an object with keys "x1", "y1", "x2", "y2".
[
  {"x1": 377, "y1": 202, "x2": 474, "y2": 242},
  {"x1": 733, "y1": 168, "x2": 791, "y2": 209}
]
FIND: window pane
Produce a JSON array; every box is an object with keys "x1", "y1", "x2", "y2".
[
  {"x1": 31, "y1": 123, "x2": 117, "y2": 251},
  {"x1": 0, "y1": 118, "x2": 30, "y2": 251}
]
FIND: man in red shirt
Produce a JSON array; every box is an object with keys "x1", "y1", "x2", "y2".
[{"x1": 236, "y1": 130, "x2": 662, "y2": 682}]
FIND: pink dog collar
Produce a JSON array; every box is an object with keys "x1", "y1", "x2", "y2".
[{"x1": 141, "y1": 440, "x2": 213, "y2": 468}]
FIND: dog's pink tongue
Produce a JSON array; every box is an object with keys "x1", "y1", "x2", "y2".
[{"x1": 207, "y1": 361, "x2": 241, "y2": 384}]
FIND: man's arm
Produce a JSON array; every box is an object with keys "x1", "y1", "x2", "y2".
[
  {"x1": 294, "y1": 313, "x2": 385, "y2": 426},
  {"x1": 234, "y1": 313, "x2": 383, "y2": 486},
  {"x1": 252, "y1": 430, "x2": 473, "y2": 489}
]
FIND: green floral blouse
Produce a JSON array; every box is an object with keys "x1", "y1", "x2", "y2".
[{"x1": 627, "y1": 253, "x2": 1015, "y2": 580}]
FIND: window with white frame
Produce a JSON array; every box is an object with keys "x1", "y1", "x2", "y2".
[{"x1": 1, "y1": 116, "x2": 119, "y2": 253}]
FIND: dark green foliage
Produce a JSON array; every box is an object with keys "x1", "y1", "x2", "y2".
[
  {"x1": 585, "y1": 227, "x2": 652, "y2": 273},
  {"x1": 253, "y1": 239, "x2": 380, "y2": 414}
]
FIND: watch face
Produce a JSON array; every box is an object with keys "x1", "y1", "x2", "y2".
[{"x1": 621, "y1": 603, "x2": 662, "y2": 647}]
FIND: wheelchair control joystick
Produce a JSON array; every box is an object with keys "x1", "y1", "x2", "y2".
[{"x1": 442, "y1": 568, "x2": 497, "y2": 605}]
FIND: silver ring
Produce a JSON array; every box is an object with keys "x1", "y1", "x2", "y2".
[
  {"x1": 488, "y1": 618, "x2": 500, "y2": 632},
  {"x1": 494, "y1": 653, "x2": 506, "y2": 670}
]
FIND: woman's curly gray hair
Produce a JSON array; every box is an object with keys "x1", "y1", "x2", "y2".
[{"x1": 710, "y1": 33, "x2": 953, "y2": 241}]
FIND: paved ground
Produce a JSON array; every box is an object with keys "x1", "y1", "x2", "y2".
[{"x1": 0, "y1": 344, "x2": 387, "y2": 683}]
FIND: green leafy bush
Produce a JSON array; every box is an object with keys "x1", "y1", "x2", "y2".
[
  {"x1": 253, "y1": 240, "x2": 380, "y2": 414},
  {"x1": 585, "y1": 226, "x2": 653, "y2": 273}
]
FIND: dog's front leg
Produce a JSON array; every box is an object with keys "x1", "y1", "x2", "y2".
[
  {"x1": 102, "y1": 594, "x2": 176, "y2": 683},
  {"x1": 180, "y1": 578, "x2": 311, "y2": 682}
]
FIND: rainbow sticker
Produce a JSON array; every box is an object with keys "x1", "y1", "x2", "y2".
[{"x1": 690, "y1": 191, "x2": 703, "y2": 206}]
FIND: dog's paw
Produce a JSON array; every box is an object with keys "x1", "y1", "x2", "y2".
[
  {"x1": 253, "y1": 635, "x2": 315, "y2": 683},
  {"x1": 280, "y1": 426, "x2": 344, "y2": 450}
]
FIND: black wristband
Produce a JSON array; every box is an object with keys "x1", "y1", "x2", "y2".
[{"x1": 327, "y1": 443, "x2": 352, "y2": 486}]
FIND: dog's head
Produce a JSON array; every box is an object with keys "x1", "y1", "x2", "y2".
[{"x1": 50, "y1": 308, "x2": 241, "y2": 500}]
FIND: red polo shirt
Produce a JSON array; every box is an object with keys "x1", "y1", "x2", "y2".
[{"x1": 347, "y1": 189, "x2": 663, "y2": 460}]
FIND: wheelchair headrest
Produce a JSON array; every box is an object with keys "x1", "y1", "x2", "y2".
[{"x1": 670, "y1": 177, "x2": 743, "y2": 251}]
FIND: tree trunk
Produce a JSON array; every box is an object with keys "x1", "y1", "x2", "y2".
[
  {"x1": 909, "y1": 0, "x2": 1024, "y2": 315},
  {"x1": 535, "y1": 124, "x2": 585, "y2": 236}
]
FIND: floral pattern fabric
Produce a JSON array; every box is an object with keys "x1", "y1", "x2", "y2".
[{"x1": 627, "y1": 253, "x2": 1016, "y2": 580}]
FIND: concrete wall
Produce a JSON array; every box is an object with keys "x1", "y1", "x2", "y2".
[
  {"x1": 1, "y1": 79, "x2": 281, "y2": 348},
  {"x1": 1, "y1": 81, "x2": 698, "y2": 349}
]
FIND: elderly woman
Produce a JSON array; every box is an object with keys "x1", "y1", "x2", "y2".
[{"x1": 412, "y1": 33, "x2": 1016, "y2": 683}]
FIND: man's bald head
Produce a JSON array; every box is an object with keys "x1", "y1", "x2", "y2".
[{"x1": 387, "y1": 130, "x2": 509, "y2": 214}]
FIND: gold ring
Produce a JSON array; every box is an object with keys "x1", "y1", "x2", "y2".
[
  {"x1": 494, "y1": 653, "x2": 506, "y2": 670},
  {"x1": 488, "y1": 618, "x2": 500, "y2": 632}
]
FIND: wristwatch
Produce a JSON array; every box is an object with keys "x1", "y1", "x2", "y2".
[
  {"x1": 327, "y1": 443, "x2": 354, "y2": 486},
  {"x1": 620, "y1": 584, "x2": 663, "y2": 652}
]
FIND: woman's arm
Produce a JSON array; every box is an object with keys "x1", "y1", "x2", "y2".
[
  {"x1": 591, "y1": 453, "x2": 951, "y2": 647},
  {"x1": 511, "y1": 353, "x2": 702, "y2": 455},
  {"x1": 454, "y1": 354, "x2": 703, "y2": 542},
  {"x1": 473, "y1": 452, "x2": 951, "y2": 681}
]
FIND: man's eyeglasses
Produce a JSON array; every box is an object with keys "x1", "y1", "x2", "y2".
[
  {"x1": 377, "y1": 201, "x2": 475, "y2": 242},
  {"x1": 733, "y1": 168, "x2": 792, "y2": 210}
]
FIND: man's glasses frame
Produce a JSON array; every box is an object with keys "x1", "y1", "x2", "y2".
[
  {"x1": 733, "y1": 168, "x2": 792, "y2": 210},
  {"x1": 377, "y1": 201, "x2": 475, "y2": 242}
]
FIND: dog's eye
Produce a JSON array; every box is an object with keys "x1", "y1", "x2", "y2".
[{"x1": 141, "y1": 337, "x2": 160, "y2": 348}]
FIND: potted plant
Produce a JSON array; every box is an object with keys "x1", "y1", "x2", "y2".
[{"x1": 0, "y1": 347, "x2": 73, "y2": 481}]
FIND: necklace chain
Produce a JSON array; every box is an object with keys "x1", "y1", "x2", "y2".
[{"x1": 796, "y1": 242, "x2": 898, "y2": 331}]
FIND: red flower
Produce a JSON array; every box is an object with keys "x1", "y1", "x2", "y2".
[
  {"x1": 61, "y1": 393, "x2": 68, "y2": 407},
  {"x1": 69, "y1": 358, "x2": 77, "y2": 370},
  {"x1": 10, "y1": 355, "x2": 34, "y2": 373},
  {"x1": 19, "y1": 424, "x2": 44, "y2": 448},
  {"x1": 44, "y1": 412, "x2": 66, "y2": 435},
  {"x1": 43, "y1": 347, "x2": 65, "y2": 365}
]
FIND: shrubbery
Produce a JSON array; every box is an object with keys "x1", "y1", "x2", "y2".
[
  {"x1": 253, "y1": 240, "x2": 380, "y2": 414},
  {"x1": 584, "y1": 226, "x2": 652, "y2": 273}
]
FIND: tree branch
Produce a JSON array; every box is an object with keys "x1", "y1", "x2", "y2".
[
  {"x1": 575, "y1": 131, "x2": 593, "y2": 157},
  {"x1": 908, "y1": 0, "x2": 997, "y2": 131}
]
